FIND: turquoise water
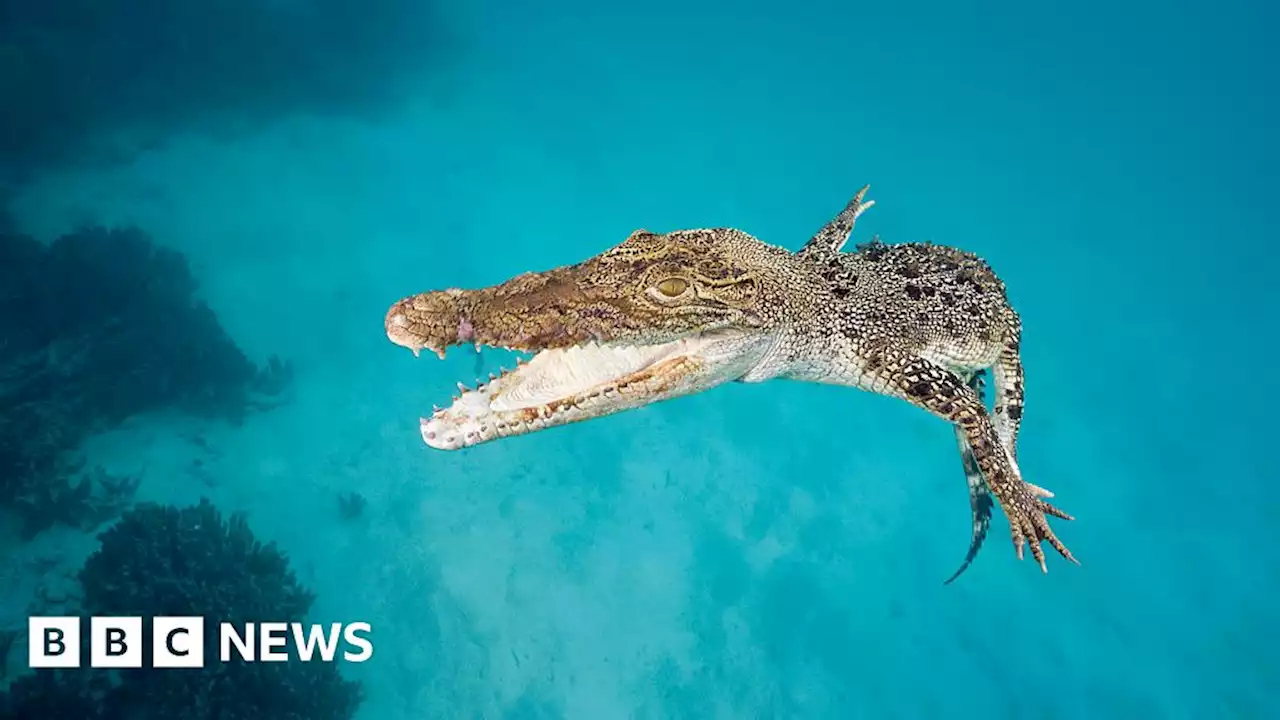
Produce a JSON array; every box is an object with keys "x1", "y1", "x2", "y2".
[{"x1": 3, "y1": 0, "x2": 1278, "y2": 717}]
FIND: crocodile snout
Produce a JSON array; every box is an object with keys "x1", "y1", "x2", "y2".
[
  {"x1": 384, "y1": 291, "x2": 465, "y2": 358},
  {"x1": 384, "y1": 301, "x2": 420, "y2": 355}
]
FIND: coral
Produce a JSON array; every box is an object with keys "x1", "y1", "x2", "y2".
[
  {"x1": 0, "y1": 0, "x2": 440, "y2": 180},
  {"x1": 0, "y1": 225, "x2": 291, "y2": 537},
  {"x1": 0, "y1": 499, "x2": 364, "y2": 720},
  {"x1": 0, "y1": 629, "x2": 16, "y2": 680},
  {"x1": 10, "y1": 464, "x2": 141, "y2": 541},
  {"x1": 80, "y1": 500, "x2": 319, "y2": 622},
  {"x1": 0, "y1": 669, "x2": 111, "y2": 719},
  {"x1": 338, "y1": 491, "x2": 367, "y2": 521}
]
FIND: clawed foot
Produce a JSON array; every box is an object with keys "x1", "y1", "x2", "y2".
[{"x1": 1007, "y1": 485, "x2": 1078, "y2": 572}]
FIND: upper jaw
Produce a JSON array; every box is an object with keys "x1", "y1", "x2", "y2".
[
  {"x1": 383, "y1": 282, "x2": 736, "y2": 359},
  {"x1": 384, "y1": 281, "x2": 622, "y2": 359}
]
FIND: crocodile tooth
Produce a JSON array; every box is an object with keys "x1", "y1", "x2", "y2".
[
  {"x1": 457, "y1": 382, "x2": 468, "y2": 392},
  {"x1": 434, "y1": 348, "x2": 446, "y2": 359}
]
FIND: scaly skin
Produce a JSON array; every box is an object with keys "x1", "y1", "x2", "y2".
[{"x1": 385, "y1": 186, "x2": 1077, "y2": 579}]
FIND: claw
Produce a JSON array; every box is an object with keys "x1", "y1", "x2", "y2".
[
  {"x1": 1029, "y1": 537, "x2": 1047, "y2": 572},
  {"x1": 1027, "y1": 483, "x2": 1054, "y2": 498},
  {"x1": 1039, "y1": 502, "x2": 1074, "y2": 522}
]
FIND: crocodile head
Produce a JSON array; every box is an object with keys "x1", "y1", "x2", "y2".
[{"x1": 385, "y1": 227, "x2": 820, "y2": 449}]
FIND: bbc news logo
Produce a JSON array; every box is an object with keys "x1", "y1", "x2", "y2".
[{"x1": 29, "y1": 617, "x2": 373, "y2": 668}]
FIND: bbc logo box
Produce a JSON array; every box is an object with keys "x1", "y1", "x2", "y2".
[
  {"x1": 30, "y1": 616, "x2": 205, "y2": 669},
  {"x1": 28, "y1": 617, "x2": 80, "y2": 668}
]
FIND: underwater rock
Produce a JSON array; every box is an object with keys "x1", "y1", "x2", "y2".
[{"x1": 0, "y1": 225, "x2": 292, "y2": 538}]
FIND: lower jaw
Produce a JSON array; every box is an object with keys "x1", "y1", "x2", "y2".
[{"x1": 420, "y1": 355, "x2": 703, "y2": 450}]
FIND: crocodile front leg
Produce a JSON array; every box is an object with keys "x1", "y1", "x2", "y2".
[{"x1": 866, "y1": 343, "x2": 1077, "y2": 571}]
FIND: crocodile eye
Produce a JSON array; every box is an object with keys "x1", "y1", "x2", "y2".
[{"x1": 655, "y1": 277, "x2": 689, "y2": 297}]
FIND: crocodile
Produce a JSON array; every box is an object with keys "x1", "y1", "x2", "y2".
[{"x1": 384, "y1": 186, "x2": 1077, "y2": 578}]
